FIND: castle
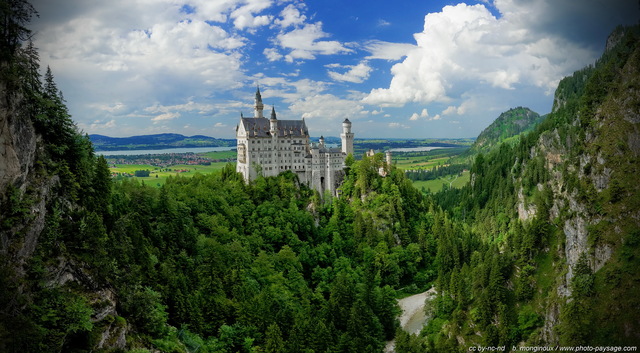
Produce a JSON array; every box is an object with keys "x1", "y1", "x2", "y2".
[{"x1": 236, "y1": 87, "x2": 354, "y2": 195}]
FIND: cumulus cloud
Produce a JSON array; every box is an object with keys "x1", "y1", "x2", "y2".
[
  {"x1": 326, "y1": 61, "x2": 372, "y2": 83},
  {"x1": 409, "y1": 108, "x2": 442, "y2": 121},
  {"x1": 230, "y1": 0, "x2": 273, "y2": 30},
  {"x1": 364, "y1": 0, "x2": 634, "y2": 106},
  {"x1": 85, "y1": 119, "x2": 117, "y2": 131},
  {"x1": 287, "y1": 93, "x2": 366, "y2": 134},
  {"x1": 34, "y1": 2, "x2": 247, "y2": 104},
  {"x1": 364, "y1": 40, "x2": 415, "y2": 61},
  {"x1": 409, "y1": 108, "x2": 429, "y2": 121},
  {"x1": 271, "y1": 22, "x2": 353, "y2": 62},
  {"x1": 275, "y1": 4, "x2": 307, "y2": 28},
  {"x1": 442, "y1": 100, "x2": 472, "y2": 116}
]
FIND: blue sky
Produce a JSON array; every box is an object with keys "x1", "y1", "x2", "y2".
[{"x1": 30, "y1": 0, "x2": 638, "y2": 139}]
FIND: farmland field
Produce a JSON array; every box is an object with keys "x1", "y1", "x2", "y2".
[
  {"x1": 392, "y1": 147, "x2": 467, "y2": 171},
  {"x1": 109, "y1": 150, "x2": 232, "y2": 187},
  {"x1": 412, "y1": 170, "x2": 470, "y2": 192}
]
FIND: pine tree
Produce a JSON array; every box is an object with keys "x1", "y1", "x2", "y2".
[
  {"x1": 0, "y1": 0, "x2": 37, "y2": 61},
  {"x1": 264, "y1": 323, "x2": 285, "y2": 353}
]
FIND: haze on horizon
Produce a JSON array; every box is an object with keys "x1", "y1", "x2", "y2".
[{"x1": 30, "y1": 0, "x2": 639, "y2": 139}]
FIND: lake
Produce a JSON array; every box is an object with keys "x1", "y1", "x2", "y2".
[{"x1": 96, "y1": 146, "x2": 236, "y2": 156}]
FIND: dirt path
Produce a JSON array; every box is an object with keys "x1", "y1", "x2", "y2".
[{"x1": 384, "y1": 288, "x2": 436, "y2": 352}]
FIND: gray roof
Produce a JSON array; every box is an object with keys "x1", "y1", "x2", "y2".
[
  {"x1": 320, "y1": 147, "x2": 342, "y2": 154},
  {"x1": 241, "y1": 117, "x2": 309, "y2": 138}
]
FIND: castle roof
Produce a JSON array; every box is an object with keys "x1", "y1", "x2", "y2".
[
  {"x1": 319, "y1": 147, "x2": 342, "y2": 154},
  {"x1": 240, "y1": 117, "x2": 308, "y2": 138}
]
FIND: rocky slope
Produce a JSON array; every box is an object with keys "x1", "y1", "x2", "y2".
[
  {"x1": 0, "y1": 53, "x2": 126, "y2": 352},
  {"x1": 512, "y1": 26, "x2": 640, "y2": 344}
]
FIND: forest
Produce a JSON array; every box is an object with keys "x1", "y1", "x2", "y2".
[{"x1": 1, "y1": 1, "x2": 640, "y2": 352}]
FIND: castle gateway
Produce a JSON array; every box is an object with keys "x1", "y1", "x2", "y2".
[{"x1": 236, "y1": 88, "x2": 354, "y2": 195}]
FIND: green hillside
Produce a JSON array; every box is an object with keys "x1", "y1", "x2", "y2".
[
  {"x1": 427, "y1": 25, "x2": 640, "y2": 348},
  {"x1": 467, "y1": 107, "x2": 544, "y2": 156}
]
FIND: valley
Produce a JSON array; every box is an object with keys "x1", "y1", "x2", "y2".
[{"x1": 1, "y1": 3, "x2": 639, "y2": 353}]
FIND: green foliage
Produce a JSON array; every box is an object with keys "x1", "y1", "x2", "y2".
[
  {"x1": 467, "y1": 107, "x2": 543, "y2": 156},
  {"x1": 134, "y1": 169, "x2": 151, "y2": 177},
  {"x1": 0, "y1": 0, "x2": 37, "y2": 61}
]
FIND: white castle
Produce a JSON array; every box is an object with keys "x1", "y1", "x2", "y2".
[{"x1": 236, "y1": 87, "x2": 354, "y2": 195}]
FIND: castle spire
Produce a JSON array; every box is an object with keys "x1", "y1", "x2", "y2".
[
  {"x1": 254, "y1": 85, "x2": 264, "y2": 118},
  {"x1": 255, "y1": 85, "x2": 262, "y2": 102},
  {"x1": 270, "y1": 106, "x2": 277, "y2": 120}
]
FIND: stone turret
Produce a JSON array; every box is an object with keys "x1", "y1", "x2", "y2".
[
  {"x1": 341, "y1": 118, "x2": 354, "y2": 156},
  {"x1": 254, "y1": 86, "x2": 264, "y2": 118}
]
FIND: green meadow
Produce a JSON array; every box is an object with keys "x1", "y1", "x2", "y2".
[
  {"x1": 411, "y1": 170, "x2": 470, "y2": 192},
  {"x1": 109, "y1": 150, "x2": 235, "y2": 187}
]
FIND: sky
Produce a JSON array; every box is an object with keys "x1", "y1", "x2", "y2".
[{"x1": 30, "y1": 0, "x2": 639, "y2": 139}]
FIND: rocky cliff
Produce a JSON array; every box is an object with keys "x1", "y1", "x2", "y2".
[
  {"x1": 518, "y1": 26, "x2": 640, "y2": 344},
  {"x1": 0, "y1": 52, "x2": 126, "y2": 352}
]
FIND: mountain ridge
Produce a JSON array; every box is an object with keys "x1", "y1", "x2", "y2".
[
  {"x1": 466, "y1": 106, "x2": 544, "y2": 156},
  {"x1": 88, "y1": 133, "x2": 236, "y2": 151}
]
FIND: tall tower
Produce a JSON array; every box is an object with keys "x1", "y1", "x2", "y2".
[
  {"x1": 254, "y1": 86, "x2": 264, "y2": 118},
  {"x1": 341, "y1": 118, "x2": 354, "y2": 156},
  {"x1": 270, "y1": 106, "x2": 277, "y2": 133}
]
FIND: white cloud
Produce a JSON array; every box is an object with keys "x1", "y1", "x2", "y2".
[
  {"x1": 388, "y1": 122, "x2": 409, "y2": 129},
  {"x1": 273, "y1": 22, "x2": 353, "y2": 62},
  {"x1": 275, "y1": 4, "x2": 307, "y2": 28},
  {"x1": 409, "y1": 108, "x2": 429, "y2": 121},
  {"x1": 214, "y1": 122, "x2": 227, "y2": 127},
  {"x1": 230, "y1": 0, "x2": 273, "y2": 30},
  {"x1": 84, "y1": 119, "x2": 116, "y2": 131},
  {"x1": 364, "y1": 40, "x2": 415, "y2": 61},
  {"x1": 151, "y1": 112, "x2": 181, "y2": 123},
  {"x1": 264, "y1": 47, "x2": 284, "y2": 61},
  {"x1": 327, "y1": 61, "x2": 372, "y2": 83},
  {"x1": 287, "y1": 93, "x2": 365, "y2": 134},
  {"x1": 91, "y1": 102, "x2": 127, "y2": 113},
  {"x1": 364, "y1": 1, "x2": 605, "y2": 106}
]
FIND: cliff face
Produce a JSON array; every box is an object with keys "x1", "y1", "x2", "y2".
[
  {"x1": 0, "y1": 64, "x2": 126, "y2": 352},
  {"x1": 0, "y1": 81, "x2": 37, "y2": 191},
  {"x1": 0, "y1": 80, "x2": 49, "y2": 271},
  {"x1": 521, "y1": 28, "x2": 640, "y2": 344}
]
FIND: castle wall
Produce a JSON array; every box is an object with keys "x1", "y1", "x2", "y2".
[{"x1": 235, "y1": 92, "x2": 352, "y2": 196}]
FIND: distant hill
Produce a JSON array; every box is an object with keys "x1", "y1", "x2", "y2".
[
  {"x1": 468, "y1": 107, "x2": 544, "y2": 155},
  {"x1": 89, "y1": 133, "x2": 236, "y2": 151}
]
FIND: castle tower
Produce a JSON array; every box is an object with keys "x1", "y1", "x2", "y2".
[
  {"x1": 319, "y1": 135, "x2": 325, "y2": 147},
  {"x1": 386, "y1": 150, "x2": 392, "y2": 168},
  {"x1": 341, "y1": 118, "x2": 354, "y2": 156},
  {"x1": 254, "y1": 86, "x2": 264, "y2": 118},
  {"x1": 270, "y1": 106, "x2": 277, "y2": 133}
]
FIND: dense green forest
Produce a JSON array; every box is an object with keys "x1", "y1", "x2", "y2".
[{"x1": 1, "y1": 1, "x2": 639, "y2": 352}]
